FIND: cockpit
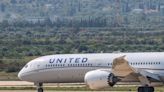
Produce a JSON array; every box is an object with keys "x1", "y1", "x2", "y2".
[
  {"x1": 24, "y1": 64, "x2": 28, "y2": 68},
  {"x1": 18, "y1": 62, "x2": 32, "y2": 80}
]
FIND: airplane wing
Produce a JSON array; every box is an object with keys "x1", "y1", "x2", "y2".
[
  {"x1": 111, "y1": 55, "x2": 135, "y2": 77},
  {"x1": 111, "y1": 56, "x2": 161, "y2": 85}
]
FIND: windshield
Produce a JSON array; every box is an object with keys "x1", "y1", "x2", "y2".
[{"x1": 24, "y1": 64, "x2": 28, "y2": 68}]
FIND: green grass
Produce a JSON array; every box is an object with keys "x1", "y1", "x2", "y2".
[
  {"x1": 0, "y1": 72, "x2": 19, "y2": 81},
  {"x1": 0, "y1": 87, "x2": 35, "y2": 90}
]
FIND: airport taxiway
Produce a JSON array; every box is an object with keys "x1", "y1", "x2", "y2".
[
  {"x1": 0, "y1": 81, "x2": 85, "y2": 87},
  {"x1": 0, "y1": 81, "x2": 33, "y2": 86}
]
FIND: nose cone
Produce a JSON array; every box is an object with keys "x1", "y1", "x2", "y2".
[{"x1": 18, "y1": 70, "x2": 23, "y2": 80}]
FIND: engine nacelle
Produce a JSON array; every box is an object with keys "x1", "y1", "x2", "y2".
[{"x1": 84, "y1": 70, "x2": 119, "y2": 90}]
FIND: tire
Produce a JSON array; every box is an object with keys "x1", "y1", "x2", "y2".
[
  {"x1": 37, "y1": 88, "x2": 43, "y2": 92},
  {"x1": 137, "y1": 86, "x2": 154, "y2": 92},
  {"x1": 138, "y1": 86, "x2": 143, "y2": 92},
  {"x1": 148, "y1": 86, "x2": 154, "y2": 92}
]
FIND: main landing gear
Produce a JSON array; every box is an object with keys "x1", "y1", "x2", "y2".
[
  {"x1": 137, "y1": 75, "x2": 154, "y2": 92},
  {"x1": 138, "y1": 85, "x2": 154, "y2": 92},
  {"x1": 35, "y1": 83, "x2": 44, "y2": 92}
]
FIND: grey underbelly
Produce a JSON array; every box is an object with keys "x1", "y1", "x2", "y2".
[
  {"x1": 32, "y1": 67, "x2": 99, "y2": 83},
  {"x1": 26, "y1": 67, "x2": 164, "y2": 84}
]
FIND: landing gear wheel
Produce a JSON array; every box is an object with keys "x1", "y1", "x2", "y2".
[
  {"x1": 37, "y1": 88, "x2": 43, "y2": 92},
  {"x1": 138, "y1": 86, "x2": 154, "y2": 92},
  {"x1": 35, "y1": 83, "x2": 44, "y2": 92}
]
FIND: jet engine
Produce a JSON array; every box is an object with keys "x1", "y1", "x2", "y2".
[{"x1": 84, "y1": 70, "x2": 119, "y2": 89}]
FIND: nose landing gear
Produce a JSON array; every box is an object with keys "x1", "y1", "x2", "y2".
[{"x1": 35, "y1": 83, "x2": 44, "y2": 92}]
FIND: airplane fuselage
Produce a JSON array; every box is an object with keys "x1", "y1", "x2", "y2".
[{"x1": 18, "y1": 52, "x2": 164, "y2": 84}]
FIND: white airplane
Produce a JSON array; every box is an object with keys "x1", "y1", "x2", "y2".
[{"x1": 18, "y1": 52, "x2": 164, "y2": 92}]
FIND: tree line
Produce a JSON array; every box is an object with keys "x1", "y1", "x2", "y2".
[{"x1": 0, "y1": 20, "x2": 164, "y2": 72}]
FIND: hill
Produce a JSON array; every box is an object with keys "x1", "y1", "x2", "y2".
[{"x1": 0, "y1": 0, "x2": 164, "y2": 27}]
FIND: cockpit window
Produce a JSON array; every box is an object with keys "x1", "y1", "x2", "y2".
[{"x1": 24, "y1": 64, "x2": 28, "y2": 68}]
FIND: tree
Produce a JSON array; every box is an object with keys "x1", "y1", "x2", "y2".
[
  {"x1": 0, "y1": 3, "x2": 6, "y2": 12},
  {"x1": 10, "y1": 0, "x2": 17, "y2": 4}
]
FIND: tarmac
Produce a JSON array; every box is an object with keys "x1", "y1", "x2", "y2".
[
  {"x1": 0, "y1": 81, "x2": 86, "y2": 87},
  {"x1": 0, "y1": 81, "x2": 33, "y2": 86},
  {"x1": 0, "y1": 81, "x2": 137, "y2": 92},
  {"x1": 0, "y1": 81, "x2": 150, "y2": 92},
  {"x1": 0, "y1": 81, "x2": 141, "y2": 87}
]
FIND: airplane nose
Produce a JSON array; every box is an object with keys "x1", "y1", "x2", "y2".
[{"x1": 18, "y1": 70, "x2": 23, "y2": 80}]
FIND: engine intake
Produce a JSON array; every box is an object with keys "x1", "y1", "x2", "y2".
[
  {"x1": 84, "y1": 70, "x2": 119, "y2": 89},
  {"x1": 108, "y1": 73, "x2": 118, "y2": 86}
]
